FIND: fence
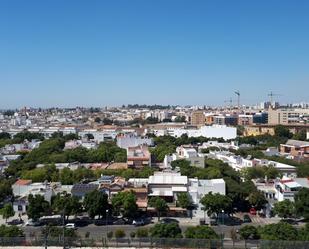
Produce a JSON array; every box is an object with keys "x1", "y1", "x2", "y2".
[{"x1": 0, "y1": 237, "x2": 309, "y2": 249}]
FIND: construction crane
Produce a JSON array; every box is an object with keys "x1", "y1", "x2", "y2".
[
  {"x1": 234, "y1": 91, "x2": 240, "y2": 109},
  {"x1": 268, "y1": 91, "x2": 281, "y2": 103},
  {"x1": 224, "y1": 98, "x2": 233, "y2": 110}
]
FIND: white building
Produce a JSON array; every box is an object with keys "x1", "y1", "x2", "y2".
[
  {"x1": 164, "y1": 145, "x2": 205, "y2": 168},
  {"x1": 117, "y1": 134, "x2": 153, "y2": 149}
]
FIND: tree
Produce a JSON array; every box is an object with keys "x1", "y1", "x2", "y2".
[
  {"x1": 148, "y1": 197, "x2": 168, "y2": 221},
  {"x1": 185, "y1": 226, "x2": 218, "y2": 239},
  {"x1": 274, "y1": 125, "x2": 292, "y2": 138},
  {"x1": 174, "y1": 116, "x2": 186, "y2": 123},
  {"x1": 294, "y1": 188, "x2": 309, "y2": 219},
  {"x1": 83, "y1": 190, "x2": 109, "y2": 219},
  {"x1": 0, "y1": 132, "x2": 11, "y2": 139},
  {"x1": 0, "y1": 225, "x2": 24, "y2": 237},
  {"x1": 85, "y1": 133, "x2": 94, "y2": 140},
  {"x1": 1, "y1": 204, "x2": 15, "y2": 223},
  {"x1": 150, "y1": 223, "x2": 182, "y2": 238},
  {"x1": 27, "y1": 194, "x2": 50, "y2": 221},
  {"x1": 94, "y1": 117, "x2": 101, "y2": 123},
  {"x1": 52, "y1": 193, "x2": 82, "y2": 221},
  {"x1": 176, "y1": 193, "x2": 193, "y2": 210},
  {"x1": 248, "y1": 191, "x2": 267, "y2": 210},
  {"x1": 293, "y1": 129, "x2": 307, "y2": 141},
  {"x1": 273, "y1": 200, "x2": 295, "y2": 219},
  {"x1": 239, "y1": 225, "x2": 259, "y2": 240},
  {"x1": 111, "y1": 191, "x2": 138, "y2": 218},
  {"x1": 0, "y1": 180, "x2": 13, "y2": 203},
  {"x1": 200, "y1": 192, "x2": 232, "y2": 216},
  {"x1": 102, "y1": 118, "x2": 113, "y2": 125},
  {"x1": 258, "y1": 222, "x2": 298, "y2": 241}
]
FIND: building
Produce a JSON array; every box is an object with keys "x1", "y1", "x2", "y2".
[
  {"x1": 280, "y1": 139, "x2": 309, "y2": 159},
  {"x1": 268, "y1": 108, "x2": 309, "y2": 125},
  {"x1": 12, "y1": 180, "x2": 53, "y2": 213},
  {"x1": 238, "y1": 114, "x2": 253, "y2": 126},
  {"x1": 164, "y1": 145, "x2": 205, "y2": 168},
  {"x1": 253, "y1": 112, "x2": 268, "y2": 124},
  {"x1": 191, "y1": 110, "x2": 205, "y2": 127},
  {"x1": 127, "y1": 145, "x2": 151, "y2": 168},
  {"x1": 117, "y1": 133, "x2": 153, "y2": 149}
]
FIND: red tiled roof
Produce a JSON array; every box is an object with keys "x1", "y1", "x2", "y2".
[{"x1": 14, "y1": 179, "x2": 32, "y2": 185}]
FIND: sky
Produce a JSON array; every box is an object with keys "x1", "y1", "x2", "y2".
[{"x1": 1, "y1": 0, "x2": 309, "y2": 108}]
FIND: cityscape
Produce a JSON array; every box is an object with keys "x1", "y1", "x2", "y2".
[{"x1": 1, "y1": 1, "x2": 309, "y2": 249}]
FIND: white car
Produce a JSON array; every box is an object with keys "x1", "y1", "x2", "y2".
[{"x1": 65, "y1": 223, "x2": 76, "y2": 229}]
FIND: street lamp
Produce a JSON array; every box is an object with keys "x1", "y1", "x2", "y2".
[
  {"x1": 221, "y1": 210, "x2": 224, "y2": 248},
  {"x1": 105, "y1": 210, "x2": 109, "y2": 237}
]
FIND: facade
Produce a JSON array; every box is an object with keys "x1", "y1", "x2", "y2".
[
  {"x1": 127, "y1": 145, "x2": 151, "y2": 168},
  {"x1": 164, "y1": 145, "x2": 205, "y2": 168},
  {"x1": 191, "y1": 110, "x2": 205, "y2": 127},
  {"x1": 280, "y1": 139, "x2": 309, "y2": 159},
  {"x1": 268, "y1": 108, "x2": 309, "y2": 125},
  {"x1": 117, "y1": 133, "x2": 153, "y2": 149}
]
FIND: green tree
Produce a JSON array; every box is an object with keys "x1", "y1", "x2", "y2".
[
  {"x1": 0, "y1": 132, "x2": 11, "y2": 139},
  {"x1": 52, "y1": 193, "x2": 82, "y2": 221},
  {"x1": 293, "y1": 129, "x2": 307, "y2": 141},
  {"x1": 0, "y1": 225, "x2": 24, "y2": 237},
  {"x1": 273, "y1": 199, "x2": 295, "y2": 219},
  {"x1": 83, "y1": 190, "x2": 109, "y2": 219},
  {"x1": 248, "y1": 191, "x2": 267, "y2": 210},
  {"x1": 185, "y1": 226, "x2": 218, "y2": 239},
  {"x1": 148, "y1": 197, "x2": 168, "y2": 221},
  {"x1": 294, "y1": 188, "x2": 309, "y2": 219},
  {"x1": 111, "y1": 191, "x2": 138, "y2": 218},
  {"x1": 239, "y1": 225, "x2": 259, "y2": 240},
  {"x1": 258, "y1": 222, "x2": 298, "y2": 241},
  {"x1": 27, "y1": 194, "x2": 50, "y2": 221},
  {"x1": 0, "y1": 180, "x2": 13, "y2": 203},
  {"x1": 176, "y1": 193, "x2": 193, "y2": 210},
  {"x1": 1, "y1": 204, "x2": 15, "y2": 223},
  {"x1": 150, "y1": 223, "x2": 182, "y2": 238},
  {"x1": 200, "y1": 192, "x2": 232, "y2": 216},
  {"x1": 274, "y1": 125, "x2": 292, "y2": 138}
]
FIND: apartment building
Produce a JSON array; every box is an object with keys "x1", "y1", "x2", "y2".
[
  {"x1": 127, "y1": 145, "x2": 151, "y2": 168},
  {"x1": 191, "y1": 110, "x2": 205, "y2": 127},
  {"x1": 268, "y1": 108, "x2": 309, "y2": 125},
  {"x1": 164, "y1": 145, "x2": 205, "y2": 168}
]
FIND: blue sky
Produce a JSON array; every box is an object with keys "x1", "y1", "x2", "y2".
[{"x1": 1, "y1": 0, "x2": 309, "y2": 108}]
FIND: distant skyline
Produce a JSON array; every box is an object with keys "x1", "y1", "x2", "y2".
[{"x1": 1, "y1": 0, "x2": 309, "y2": 108}]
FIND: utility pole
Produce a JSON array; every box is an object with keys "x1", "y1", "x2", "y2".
[{"x1": 62, "y1": 208, "x2": 65, "y2": 249}]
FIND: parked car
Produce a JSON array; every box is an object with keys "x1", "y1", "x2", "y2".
[
  {"x1": 113, "y1": 218, "x2": 127, "y2": 225},
  {"x1": 159, "y1": 218, "x2": 179, "y2": 224},
  {"x1": 65, "y1": 223, "x2": 76, "y2": 229},
  {"x1": 249, "y1": 208, "x2": 257, "y2": 215},
  {"x1": 210, "y1": 219, "x2": 218, "y2": 226},
  {"x1": 25, "y1": 219, "x2": 41, "y2": 226},
  {"x1": 132, "y1": 219, "x2": 145, "y2": 226},
  {"x1": 8, "y1": 219, "x2": 23, "y2": 225},
  {"x1": 243, "y1": 215, "x2": 252, "y2": 223}
]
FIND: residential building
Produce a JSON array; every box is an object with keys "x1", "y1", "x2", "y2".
[
  {"x1": 280, "y1": 139, "x2": 309, "y2": 159},
  {"x1": 164, "y1": 145, "x2": 205, "y2": 168},
  {"x1": 268, "y1": 108, "x2": 309, "y2": 125},
  {"x1": 127, "y1": 145, "x2": 151, "y2": 168},
  {"x1": 191, "y1": 110, "x2": 205, "y2": 127},
  {"x1": 116, "y1": 133, "x2": 153, "y2": 149}
]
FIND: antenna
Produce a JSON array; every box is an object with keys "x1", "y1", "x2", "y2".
[
  {"x1": 234, "y1": 91, "x2": 240, "y2": 109},
  {"x1": 268, "y1": 91, "x2": 281, "y2": 103}
]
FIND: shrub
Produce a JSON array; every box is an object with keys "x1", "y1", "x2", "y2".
[
  {"x1": 107, "y1": 231, "x2": 113, "y2": 239},
  {"x1": 136, "y1": 228, "x2": 148, "y2": 238},
  {"x1": 115, "y1": 229, "x2": 125, "y2": 238},
  {"x1": 130, "y1": 231, "x2": 136, "y2": 238}
]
